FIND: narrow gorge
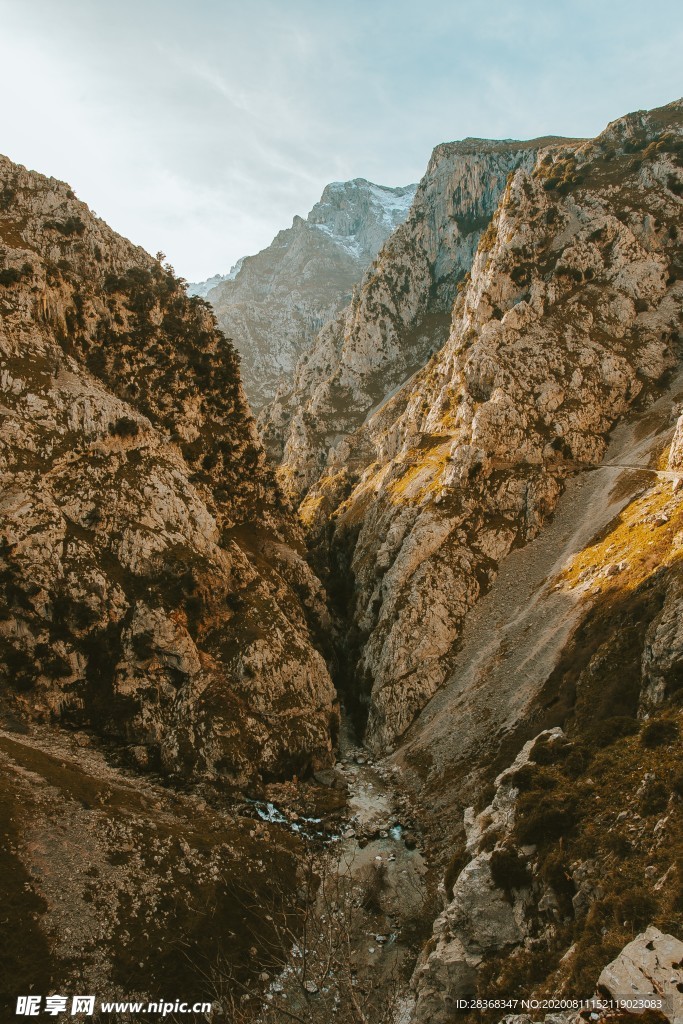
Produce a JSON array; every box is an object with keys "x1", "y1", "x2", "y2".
[{"x1": 1, "y1": 98, "x2": 682, "y2": 1024}]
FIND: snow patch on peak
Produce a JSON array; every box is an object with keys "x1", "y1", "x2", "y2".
[
  {"x1": 306, "y1": 178, "x2": 417, "y2": 260},
  {"x1": 311, "y1": 222, "x2": 365, "y2": 260},
  {"x1": 186, "y1": 258, "x2": 244, "y2": 298},
  {"x1": 367, "y1": 182, "x2": 417, "y2": 228}
]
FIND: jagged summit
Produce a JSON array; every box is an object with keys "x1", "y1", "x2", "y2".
[
  {"x1": 186, "y1": 258, "x2": 243, "y2": 298},
  {"x1": 190, "y1": 176, "x2": 416, "y2": 411}
]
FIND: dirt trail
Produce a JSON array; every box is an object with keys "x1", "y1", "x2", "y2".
[{"x1": 392, "y1": 373, "x2": 683, "y2": 821}]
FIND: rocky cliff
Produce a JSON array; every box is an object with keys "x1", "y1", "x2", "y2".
[
  {"x1": 276, "y1": 98, "x2": 681, "y2": 1024},
  {"x1": 194, "y1": 178, "x2": 416, "y2": 412},
  {"x1": 404, "y1": 391, "x2": 683, "y2": 1018},
  {"x1": 2, "y1": 98, "x2": 683, "y2": 1024},
  {"x1": 263, "y1": 137, "x2": 578, "y2": 500},
  {"x1": 296, "y1": 101, "x2": 683, "y2": 761},
  {"x1": 0, "y1": 154, "x2": 337, "y2": 787}
]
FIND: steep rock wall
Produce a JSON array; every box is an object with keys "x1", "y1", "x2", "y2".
[
  {"x1": 0, "y1": 155, "x2": 337, "y2": 784},
  {"x1": 264, "y1": 138, "x2": 571, "y2": 500},
  {"x1": 306, "y1": 101, "x2": 683, "y2": 753}
]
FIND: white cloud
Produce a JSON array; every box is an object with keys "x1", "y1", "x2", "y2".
[{"x1": 0, "y1": 0, "x2": 680, "y2": 279}]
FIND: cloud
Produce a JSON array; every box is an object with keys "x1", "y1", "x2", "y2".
[{"x1": 0, "y1": 0, "x2": 680, "y2": 279}]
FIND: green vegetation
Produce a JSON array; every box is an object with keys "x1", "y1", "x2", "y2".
[
  {"x1": 489, "y1": 846, "x2": 531, "y2": 896},
  {"x1": 108, "y1": 415, "x2": 140, "y2": 438},
  {"x1": 536, "y1": 152, "x2": 582, "y2": 194},
  {"x1": 641, "y1": 718, "x2": 680, "y2": 748},
  {"x1": 0, "y1": 262, "x2": 31, "y2": 286},
  {"x1": 44, "y1": 214, "x2": 86, "y2": 236}
]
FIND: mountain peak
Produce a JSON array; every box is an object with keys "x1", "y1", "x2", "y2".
[{"x1": 193, "y1": 175, "x2": 417, "y2": 411}]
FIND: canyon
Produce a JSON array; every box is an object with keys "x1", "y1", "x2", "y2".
[{"x1": 0, "y1": 97, "x2": 682, "y2": 1024}]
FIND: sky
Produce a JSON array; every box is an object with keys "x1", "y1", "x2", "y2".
[{"x1": 0, "y1": 0, "x2": 680, "y2": 281}]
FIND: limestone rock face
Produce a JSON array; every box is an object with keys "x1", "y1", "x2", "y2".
[
  {"x1": 0, "y1": 154, "x2": 336, "y2": 784},
  {"x1": 668, "y1": 411, "x2": 683, "y2": 472},
  {"x1": 198, "y1": 178, "x2": 416, "y2": 411},
  {"x1": 264, "y1": 138, "x2": 565, "y2": 499},
  {"x1": 411, "y1": 731, "x2": 563, "y2": 1023},
  {"x1": 306, "y1": 100, "x2": 683, "y2": 755},
  {"x1": 598, "y1": 927, "x2": 683, "y2": 1020},
  {"x1": 641, "y1": 573, "x2": 683, "y2": 713}
]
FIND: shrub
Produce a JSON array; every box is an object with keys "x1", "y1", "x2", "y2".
[
  {"x1": 444, "y1": 843, "x2": 469, "y2": 897},
  {"x1": 509, "y1": 763, "x2": 557, "y2": 792},
  {"x1": 641, "y1": 718, "x2": 680, "y2": 748},
  {"x1": 600, "y1": 716, "x2": 640, "y2": 745},
  {"x1": 109, "y1": 416, "x2": 140, "y2": 438},
  {"x1": 490, "y1": 846, "x2": 530, "y2": 895},
  {"x1": 604, "y1": 832, "x2": 633, "y2": 857},
  {"x1": 0, "y1": 267, "x2": 22, "y2": 286},
  {"x1": 0, "y1": 185, "x2": 16, "y2": 210},
  {"x1": 540, "y1": 850, "x2": 576, "y2": 914},
  {"x1": 564, "y1": 746, "x2": 592, "y2": 778},
  {"x1": 638, "y1": 779, "x2": 669, "y2": 816},
  {"x1": 529, "y1": 734, "x2": 571, "y2": 765},
  {"x1": 44, "y1": 215, "x2": 86, "y2": 236},
  {"x1": 616, "y1": 891, "x2": 657, "y2": 929},
  {"x1": 514, "y1": 789, "x2": 578, "y2": 845}
]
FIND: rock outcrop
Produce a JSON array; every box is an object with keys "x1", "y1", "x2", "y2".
[
  {"x1": 197, "y1": 178, "x2": 416, "y2": 411},
  {"x1": 301, "y1": 100, "x2": 683, "y2": 755},
  {"x1": 0, "y1": 154, "x2": 337, "y2": 785},
  {"x1": 599, "y1": 927, "x2": 683, "y2": 1018},
  {"x1": 264, "y1": 137, "x2": 573, "y2": 499},
  {"x1": 490, "y1": 929, "x2": 683, "y2": 1024},
  {"x1": 411, "y1": 732, "x2": 557, "y2": 1022}
]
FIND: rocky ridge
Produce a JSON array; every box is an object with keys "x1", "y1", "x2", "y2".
[
  {"x1": 299, "y1": 100, "x2": 683, "y2": 756},
  {"x1": 197, "y1": 178, "x2": 416, "y2": 412},
  {"x1": 1, "y1": 99, "x2": 683, "y2": 1024},
  {"x1": 186, "y1": 259, "x2": 244, "y2": 299},
  {"x1": 0, "y1": 154, "x2": 337, "y2": 787},
  {"x1": 263, "y1": 137, "x2": 575, "y2": 499}
]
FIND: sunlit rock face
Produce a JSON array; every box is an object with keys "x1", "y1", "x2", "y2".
[
  {"x1": 263, "y1": 137, "x2": 565, "y2": 501},
  {"x1": 295, "y1": 101, "x2": 683, "y2": 756}
]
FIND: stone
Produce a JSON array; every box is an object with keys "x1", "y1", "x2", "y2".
[{"x1": 598, "y1": 927, "x2": 683, "y2": 1022}]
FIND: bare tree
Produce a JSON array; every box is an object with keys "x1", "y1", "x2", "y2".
[{"x1": 205, "y1": 843, "x2": 406, "y2": 1024}]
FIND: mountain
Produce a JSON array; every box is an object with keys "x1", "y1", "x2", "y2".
[
  {"x1": 261, "y1": 137, "x2": 580, "y2": 498},
  {"x1": 276, "y1": 99, "x2": 683, "y2": 1021},
  {"x1": 186, "y1": 258, "x2": 243, "y2": 298},
  {"x1": 2, "y1": 97, "x2": 683, "y2": 1024},
  {"x1": 194, "y1": 178, "x2": 417, "y2": 411},
  {"x1": 0, "y1": 154, "x2": 337, "y2": 787},
  {"x1": 306, "y1": 101, "x2": 682, "y2": 757}
]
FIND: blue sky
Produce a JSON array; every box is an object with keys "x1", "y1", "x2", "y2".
[{"x1": 0, "y1": 0, "x2": 680, "y2": 279}]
